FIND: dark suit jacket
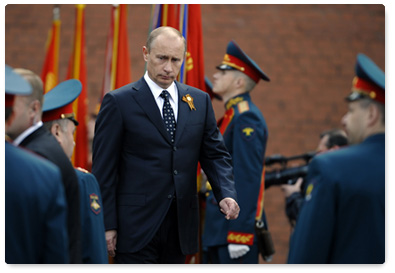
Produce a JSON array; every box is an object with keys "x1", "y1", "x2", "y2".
[
  {"x1": 20, "y1": 125, "x2": 82, "y2": 263},
  {"x1": 288, "y1": 133, "x2": 385, "y2": 264},
  {"x1": 92, "y1": 77, "x2": 236, "y2": 255},
  {"x1": 5, "y1": 141, "x2": 69, "y2": 263}
]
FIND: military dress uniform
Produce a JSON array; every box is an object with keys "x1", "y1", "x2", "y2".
[
  {"x1": 75, "y1": 168, "x2": 108, "y2": 263},
  {"x1": 42, "y1": 79, "x2": 108, "y2": 263},
  {"x1": 18, "y1": 122, "x2": 81, "y2": 263},
  {"x1": 288, "y1": 54, "x2": 385, "y2": 264},
  {"x1": 202, "y1": 41, "x2": 270, "y2": 264},
  {"x1": 5, "y1": 65, "x2": 69, "y2": 263}
]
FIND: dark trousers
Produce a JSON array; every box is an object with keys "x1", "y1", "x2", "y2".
[{"x1": 115, "y1": 201, "x2": 185, "y2": 264}]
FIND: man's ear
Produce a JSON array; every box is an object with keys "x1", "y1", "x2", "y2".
[
  {"x1": 235, "y1": 76, "x2": 245, "y2": 89},
  {"x1": 366, "y1": 103, "x2": 380, "y2": 127},
  {"x1": 29, "y1": 99, "x2": 42, "y2": 123},
  {"x1": 143, "y1": 46, "x2": 149, "y2": 62},
  {"x1": 30, "y1": 100, "x2": 41, "y2": 114},
  {"x1": 50, "y1": 123, "x2": 62, "y2": 142}
]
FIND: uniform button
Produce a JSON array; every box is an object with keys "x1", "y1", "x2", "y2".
[
  {"x1": 167, "y1": 195, "x2": 172, "y2": 199},
  {"x1": 173, "y1": 146, "x2": 177, "y2": 151},
  {"x1": 173, "y1": 170, "x2": 178, "y2": 175}
]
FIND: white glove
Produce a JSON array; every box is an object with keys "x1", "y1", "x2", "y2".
[{"x1": 228, "y1": 244, "x2": 250, "y2": 259}]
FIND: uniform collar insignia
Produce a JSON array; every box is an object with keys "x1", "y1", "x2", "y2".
[{"x1": 225, "y1": 96, "x2": 244, "y2": 110}]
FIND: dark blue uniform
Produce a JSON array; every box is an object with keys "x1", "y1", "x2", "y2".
[
  {"x1": 288, "y1": 54, "x2": 385, "y2": 264},
  {"x1": 42, "y1": 79, "x2": 108, "y2": 263},
  {"x1": 288, "y1": 134, "x2": 384, "y2": 263},
  {"x1": 75, "y1": 168, "x2": 108, "y2": 263},
  {"x1": 202, "y1": 93, "x2": 269, "y2": 263},
  {"x1": 5, "y1": 64, "x2": 68, "y2": 263},
  {"x1": 5, "y1": 142, "x2": 69, "y2": 263}
]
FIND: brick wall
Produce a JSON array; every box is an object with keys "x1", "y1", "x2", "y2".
[{"x1": 5, "y1": 4, "x2": 385, "y2": 264}]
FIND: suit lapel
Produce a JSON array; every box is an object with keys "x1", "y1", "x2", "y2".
[
  {"x1": 174, "y1": 82, "x2": 191, "y2": 144},
  {"x1": 133, "y1": 78, "x2": 172, "y2": 143}
]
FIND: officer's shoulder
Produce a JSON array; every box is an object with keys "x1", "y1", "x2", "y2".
[
  {"x1": 75, "y1": 167, "x2": 96, "y2": 179},
  {"x1": 234, "y1": 101, "x2": 263, "y2": 122},
  {"x1": 311, "y1": 146, "x2": 355, "y2": 172}
]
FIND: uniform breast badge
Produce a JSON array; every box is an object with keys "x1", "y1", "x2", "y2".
[{"x1": 182, "y1": 94, "x2": 196, "y2": 111}]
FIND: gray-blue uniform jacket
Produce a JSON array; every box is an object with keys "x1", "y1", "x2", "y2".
[
  {"x1": 5, "y1": 141, "x2": 69, "y2": 263},
  {"x1": 75, "y1": 168, "x2": 108, "y2": 263},
  {"x1": 202, "y1": 93, "x2": 269, "y2": 254},
  {"x1": 288, "y1": 133, "x2": 385, "y2": 263}
]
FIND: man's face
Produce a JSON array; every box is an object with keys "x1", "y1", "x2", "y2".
[
  {"x1": 143, "y1": 33, "x2": 185, "y2": 89},
  {"x1": 212, "y1": 70, "x2": 237, "y2": 96},
  {"x1": 56, "y1": 120, "x2": 76, "y2": 160},
  {"x1": 316, "y1": 134, "x2": 330, "y2": 153},
  {"x1": 6, "y1": 95, "x2": 34, "y2": 139},
  {"x1": 341, "y1": 101, "x2": 369, "y2": 145}
]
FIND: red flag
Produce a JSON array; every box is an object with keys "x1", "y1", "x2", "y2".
[
  {"x1": 184, "y1": 5, "x2": 206, "y2": 92},
  {"x1": 100, "y1": 4, "x2": 131, "y2": 105},
  {"x1": 41, "y1": 5, "x2": 61, "y2": 93},
  {"x1": 66, "y1": 4, "x2": 88, "y2": 169}
]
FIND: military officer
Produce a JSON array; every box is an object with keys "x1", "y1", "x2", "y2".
[
  {"x1": 202, "y1": 40, "x2": 271, "y2": 263},
  {"x1": 5, "y1": 64, "x2": 69, "y2": 263},
  {"x1": 42, "y1": 79, "x2": 108, "y2": 263},
  {"x1": 287, "y1": 53, "x2": 385, "y2": 263},
  {"x1": 6, "y1": 68, "x2": 82, "y2": 263}
]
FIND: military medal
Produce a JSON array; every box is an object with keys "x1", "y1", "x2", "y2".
[{"x1": 182, "y1": 94, "x2": 196, "y2": 111}]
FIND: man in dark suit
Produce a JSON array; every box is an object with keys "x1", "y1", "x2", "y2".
[
  {"x1": 202, "y1": 40, "x2": 271, "y2": 263},
  {"x1": 6, "y1": 68, "x2": 82, "y2": 263},
  {"x1": 288, "y1": 53, "x2": 385, "y2": 263},
  {"x1": 5, "y1": 64, "x2": 69, "y2": 263},
  {"x1": 92, "y1": 26, "x2": 239, "y2": 263},
  {"x1": 42, "y1": 79, "x2": 108, "y2": 264}
]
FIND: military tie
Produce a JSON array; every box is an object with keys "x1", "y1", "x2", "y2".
[{"x1": 160, "y1": 90, "x2": 176, "y2": 143}]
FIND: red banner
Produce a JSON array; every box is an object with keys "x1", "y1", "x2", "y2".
[
  {"x1": 66, "y1": 4, "x2": 88, "y2": 169},
  {"x1": 41, "y1": 5, "x2": 60, "y2": 93}
]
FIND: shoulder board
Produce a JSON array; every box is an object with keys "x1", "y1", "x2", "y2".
[
  {"x1": 237, "y1": 100, "x2": 250, "y2": 113},
  {"x1": 76, "y1": 167, "x2": 89, "y2": 173}
]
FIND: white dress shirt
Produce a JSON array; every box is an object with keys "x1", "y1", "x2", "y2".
[
  {"x1": 144, "y1": 71, "x2": 178, "y2": 122},
  {"x1": 13, "y1": 121, "x2": 43, "y2": 146}
]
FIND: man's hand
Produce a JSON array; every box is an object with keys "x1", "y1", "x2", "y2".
[
  {"x1": 106, "y1": 230, "x2": 117, "y2": 257},
  {"x1": 219, "y1": 197, "x2": 240, "y2": 220},
  {"x1": 228, "y1": 244, "x2": 250, "y2": 259},
  {"x1": 281, "y1": 177, "x2": 303, "y2": 198}
]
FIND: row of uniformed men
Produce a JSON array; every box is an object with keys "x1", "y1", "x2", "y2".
[{"x1": 5, "y1": 66, "x2": 107, "y2": 263}]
